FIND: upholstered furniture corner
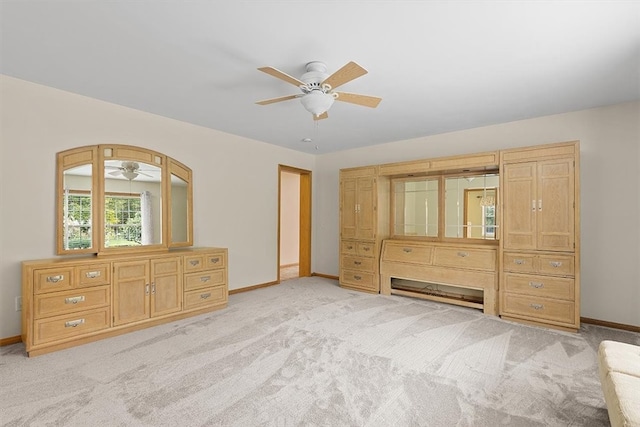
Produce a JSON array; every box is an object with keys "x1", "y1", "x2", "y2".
[{"x1": 598, "y1": 340, "x2": 640, "y2": 427}]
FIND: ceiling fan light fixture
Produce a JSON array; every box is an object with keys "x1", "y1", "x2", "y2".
[
  {"x1": 300, "y1": 90, "x2": 335, "y2": 116},
  {"x1": 122, "y1": 171, "x2": 139, "y2": 180}
]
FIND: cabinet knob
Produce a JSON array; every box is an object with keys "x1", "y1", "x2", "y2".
[
  {"x1": 529, "y1": 281, "x2": 544, "y2": 289},
  {"x1": 457, "y1": 252, "x2": 469, "y2": 258},
  {"x1": 200, "y1": 293, "x2": 211, "y2": 300},
  {"x1": 189, "y1": 260, "x2": 200, "y2": 266},
  {"x1": 403, "y1": 248, "x2": 412, "y2": 253},
  {"x1": 354, "y1": 275, "x2": 362, "y2": 280},
  {"x1": 549, "y1": 261, "x2": 563, "y2": 268},
  {"x1": 514, "y1": 259, "x2": 525, "y2": 265},
  {"x1": 529, "y1": 303, "x2": 544, "y2": 310},
  {"x1": 210, "y1": 257, "x2": 220, "y2": 264},
  {"x1": 200, "y1": 276, "x2": 211, "y2": 282},
  {"x1": 354, "y1": 261, "x2": 362, "y2": 265}
]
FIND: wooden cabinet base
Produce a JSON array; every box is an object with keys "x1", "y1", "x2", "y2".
[
  {"x1": 24, "y1": 302, "x2": 226, "y2": 357},
  {"x1": 500, "y1": 315, "x2": 578, "y2": 333}
]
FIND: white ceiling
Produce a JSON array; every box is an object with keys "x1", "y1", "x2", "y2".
[{"x1": 1, "y1": 1, "x2": 638, "y2": 154}]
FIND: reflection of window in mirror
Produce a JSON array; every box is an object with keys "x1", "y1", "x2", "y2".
[
  {"x1": 445, "y1": 174, "x2": 498, "y2": 240},
  {"x1": 62, "y1": 165, "x2": 93, "y2": 250},
  {"x1": 392, "y1": 177, "x2": 439, "y2": 237}
]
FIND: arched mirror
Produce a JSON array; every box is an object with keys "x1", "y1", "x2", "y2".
[{"x1": 57, "y1": 144, "x2": 193, "y2": 255}]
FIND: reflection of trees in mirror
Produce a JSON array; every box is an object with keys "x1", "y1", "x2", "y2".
[
  {"x1": 105, "y1": 194, "x2": 142, "y2": 247},
  {"x1": 63, "y1": 190, "x2": 92, "y2": 249}
]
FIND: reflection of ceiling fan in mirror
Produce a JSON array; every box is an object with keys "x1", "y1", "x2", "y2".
[
  {"x1": 105, "y1": 161, "x2": 153, "y2": 181},
  {"x1": 255, "y1": 61, "x2": 382, "y2": 120}
]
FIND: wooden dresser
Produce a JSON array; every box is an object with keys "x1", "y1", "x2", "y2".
[{"x1": 22, "y1": 247, "x2": 227, "y2": 356}]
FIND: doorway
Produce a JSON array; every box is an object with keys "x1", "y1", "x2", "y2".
[{"x1": 278, "y1": 165, "x2": 311, "y2": 282}]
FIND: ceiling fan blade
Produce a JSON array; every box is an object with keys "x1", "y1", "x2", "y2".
[
  {"x1": 335, "y1": 92, "x2": 382, "y2": 108},
  {"x1": 322, "y1": 61, "x2": 368, "y2": 90},
  {"x1": 255, "y1": 94, "x2": 300, "y2": 105},
  {"x1": 258, "y1": 66, "x2": 305, "y2": 87},
  {"x1": 313, "y1": 112, "x2": 328, "y2": 121},
  {"x1": 109, "y1": 170, "x2": 123, "y2": 176},
  {"x1": 137, "y1": 171, "x2": 154, "y2": 178}
]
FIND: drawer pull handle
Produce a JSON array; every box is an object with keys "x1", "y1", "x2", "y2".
[
  {"x1": 514, "y1": 259, "x2": 525, "y2": 265},
  {"x1": 65, "y1": 319, "x2": 85, "y2": 328},
  {"x1": 189, "y1": 260, "x2": 200, "y2": 266},
  {"x1": 65, "y1": 296, "x2": 85, "y2": 305},
  {"x1": 151, "y1": 283, "x2": 156, "y2": 294},
  {"x1": 200, "y1": 276, "x2": 211, "y2": 282},
  {"x1": 347, "y1": 245, "x2": 354, "y2": 250},
  {"x1": 145, "y1": 284, "x2": 150, "y2": 295},
  {"x1": 46, "y1": 275, "x2": 64, "y2": 283},
  {"x1": 529, "y1": 281, "x2": 544, "y2": 289},
  {"x1": 210, "y1": 257, "x2": 220, "y2": 264},
  {"x1": 85, "y1": 271, "x2": 101, "y2": 279},
  {"x1": 403, "y1": 248, "x2": 412, "y2": 253},
  {"x1": 354, "y1": 261, "x2": 362, "y2": 265},
  {"x1": 354, "y1": 275, "x2": 362, "y2": 280},
  {"x1": 200, "y1": 293, "x2": 211, "y2": 299},
  {"x1": 549, "y1": 261, "x2": 563, "y2": 268},
  {"x1": 362, "y1": 247, "x2": 371, "y2": 252},
  {"x1": 457, "y1": 252, "x2": 469, "y2": 258},
  {"x1": 529, "y1": 303, "x2": 544, "y2": 310}
]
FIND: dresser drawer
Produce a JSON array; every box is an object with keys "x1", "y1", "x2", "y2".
[
  {"x1": 341, "y1": 256, "x2": 374, "y2": 272},
  {"x1": 340, "y1": 269, "x2": 376, "y2": 291},
  {"x1": 341, "y1": 241, "x2": 358, "y2": 255},
  {"x1": 356, "y1": 242, "x2": 376, "y2": 258},
  {"x1": 503, "y1": 274, "x2": 575, "y2": 300},
  {"x1": 502, "y1": 294, "x2": 575, "y2": 325},
  {"x1": 184, "y1": 285, "x2": 227, "y2": 310},
  {"x1": 503, "y1": 253, "x2": 537, "y2": 274},
  {"x1": 77, "y1": 263, "x2": 111, "y2": 287},
  {"x1": 537, "y1": 254, "x2": 574, "y2": 276},
  {"x1": 33, "y1": 307, "x2": 110, "y2": 345},
  {"x1": 382, "y1": 243, "x2": 433, "y2": 265},
  {"x1": 433, "y1": 247, "x2": 496, "y2": 271},
  {"x1": 204, "y1": 252, "x2": 226, "y2": 270},
  {"x1": 184, "y1": 270, "x2": 225, "y2": 291},
  {"x1": 34, "y1": 285, "x2": 110, "y2": 319},
  {"x1": 184, "y1": 255, "x2": 206, "y2": 272},
  {"x1": 35, "y1": 267, "x2": 75, "y2": 294}
]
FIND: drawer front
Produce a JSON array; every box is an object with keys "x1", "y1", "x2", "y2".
[
  {"x1": 34, "y1": 307, "x2": 110, "y2": 344},
  {"x1": 503, "y1": 253, "x2": 537, "y2": 274},
  {"x1": 502, "y1": 294, "x2": 575, "y2": 325},
  {"x1": 35, "y1": 267, "x2": 75, "y2": 294},
  {"x1": 341, "y1": 241, "x2": 358, "y2": 256},
  {"x1": 184, "y1": 270, "x2": 225, "y2": 291},
  {"x1": 382, "y1": 244, "x2": 433, "y2": 265},
  {"x1": 434, "y1": 247, "x2": 496, "y2": 271},
  {"x1": 503, "y1": 274, "x2": 575, "y2": 300},
  {"x1": 184, "y1": 255, "x2": 206, "y2": 272},
  {"x1": 356, "y1": 242, "x2": 376, "y2": 258},
  {"x1": 34, "y1": 285, "x2": 110, "y2": 319},
  {"x1": 537, "y1": 255, "x2": 574, "y2": 276},
  {"x1": 184, "y1": 285, "x2": 227, "y2": 310},
  {"x1": 340, "y1": 269, "x2": 376, "y2": 291},
  {"x1": 77, "y1": 263, "x2": 111, "y2": 287},
  {"x1": 204, "y1": 252, "x2": 226, "y2": 270},
  {"x1": 341, "y1": 256, "x2": 374, "y2": 272}
]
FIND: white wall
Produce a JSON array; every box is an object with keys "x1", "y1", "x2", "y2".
[
  {"x1": 314, "y1": 101, "x2": 640, "y2": 327},
  {"x1": 0, "y1": 75, "x2": 315, "y2": 338},
  {"x1": 279, "y1": 171, "x2": 300, "y2": 266}
]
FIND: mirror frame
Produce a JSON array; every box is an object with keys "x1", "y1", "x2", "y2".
[{"x1": 56, "y1": 144, "x2": 193, "y2": 255}]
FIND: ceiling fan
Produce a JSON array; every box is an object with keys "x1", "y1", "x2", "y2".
[
  {"x1": 105, "y1": 161, "x2": 153, "y2": 181},
  {"x1": 255, "y1": 61, "x2": 382, "y2": 120}
]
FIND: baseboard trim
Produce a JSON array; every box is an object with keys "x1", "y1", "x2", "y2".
[
  {"x1": 311, "y1": 272, "x2": 339, "y2": 280},
  {"x1": 0, "y1": 335, "x2": 22, "y2": 346},
  {"x1": 581, "y1": 317, "x2": 640, "y2": 333},
  {"x1": 229, "y1": 280, "x2": 280, "y2": 295}
]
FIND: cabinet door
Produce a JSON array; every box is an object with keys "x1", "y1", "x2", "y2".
[
  {"x1": 341, "y1": 177, "x2": 357, "y2": 239},
  {"x1": 151, "y1": 257, "x2": 182, "y2": 317},
  {"x1": 113, "y1": 260, "x2": 150, "y2": 326},
  {"x1": 356, "y1": 177, "x2": 375, "y2": 240},
  {"x1": 537, "y1": 159, "x2": 574, "y2": 251},
  {"x1": 502, "y1": 162, "x2": 537, "y2": 250}
]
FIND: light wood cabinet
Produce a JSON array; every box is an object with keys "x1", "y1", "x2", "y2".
[
  {"x1": 22, "y1": 247, "x2": 227, "y2": 356},
  {"x1": 499, "y1": 141, "x2": 580, "y2": 331},
  {"x1": 339, "y1": 166, "x2": 389, "y2": 293}
]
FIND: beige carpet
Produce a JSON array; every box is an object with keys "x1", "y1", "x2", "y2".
[{"x1": 2, "y1": 277, "x2": 638, "y2": 426}]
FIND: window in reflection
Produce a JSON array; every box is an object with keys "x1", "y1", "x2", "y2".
[
  {"x1": 62, "y1": 165, "x2": 93, "y2": 250},
  {"x1": 445, "y1": 174, "x2": 498, "y2": 240}
]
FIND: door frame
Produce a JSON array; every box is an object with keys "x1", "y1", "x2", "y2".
[{"x1": 278, "y1": 165, "x2": 312, "y2": 281}]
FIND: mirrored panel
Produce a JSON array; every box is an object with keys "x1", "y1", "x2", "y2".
[
  {"x1": 103, "y1": 160, "x2": 162, "y2": 248},
  {"x1": 393, "y1": 178, "x2": 439, "y2": 237},
  {"x1": 170, "y1": 173, "x2": 189, "y2": 244},
  {"x1": 62, "y1": 164, "x2": 93, "y2": 250},
  {"x1": 445, "y1": 174, "x2": 498, "y2": 240}
]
